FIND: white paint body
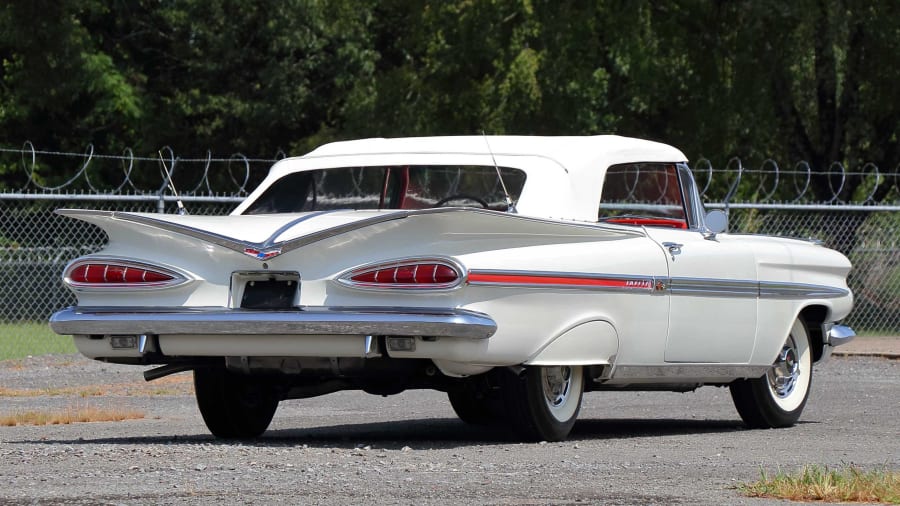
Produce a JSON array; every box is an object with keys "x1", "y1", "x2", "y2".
[{"x1": 53, "y1": 136, "x2": 853, "y2": 384}]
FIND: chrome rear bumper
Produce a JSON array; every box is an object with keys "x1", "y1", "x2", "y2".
[{"x1": 50, "y1": 306, "x2": 497, "y2": 340}]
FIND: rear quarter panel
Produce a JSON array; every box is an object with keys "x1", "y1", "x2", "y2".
[
  {"x1": 301, "y1": 213, "x2": 670, "y2": 366},
  {"x1": 66, "y1": 211, "x2": 671, "y2": 368}
]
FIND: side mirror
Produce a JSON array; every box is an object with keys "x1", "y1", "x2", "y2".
[{"x1": 705, "y1": 209, "x2": 728, "y2": 234}]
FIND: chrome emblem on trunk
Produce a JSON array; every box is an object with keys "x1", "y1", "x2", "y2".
[{"x1": 243, "y1": 247, "x2": 282, "y2": 260}]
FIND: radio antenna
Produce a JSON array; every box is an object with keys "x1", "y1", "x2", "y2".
[
  {"x1": 159, "y1": 151, "x2": 188, "y2": 215},
  {"x1": 482, "y1": 132, "x2": 515, "y2": 213}
]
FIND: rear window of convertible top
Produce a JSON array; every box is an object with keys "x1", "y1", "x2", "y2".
[{"x1": 243, "y1": 165, "x2": 526, "y2": 214}]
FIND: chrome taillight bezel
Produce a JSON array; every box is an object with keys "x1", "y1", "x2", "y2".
[
  {"x1": 336, "y1": 257, "x2": 466, "y2": 291},
  {"x1": 63, "y1": 257, "x2": 192, "y2": 291}
]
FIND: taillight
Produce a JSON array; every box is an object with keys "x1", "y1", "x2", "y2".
[
  {"x1": 340, "y1": 259, "x2": 463, "y2": 289},
  {"x1": 64, "y1": 259, "x2": 185, "y2": 289}
]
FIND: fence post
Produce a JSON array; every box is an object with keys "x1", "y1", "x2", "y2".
[{"x1": 722, "y1": 157, "x2": 743, "y2": 232}]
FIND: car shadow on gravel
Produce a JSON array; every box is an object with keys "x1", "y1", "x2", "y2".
[
  {"x1": 15, "y1": 416, "x2": 764, "y2": 449},
  {"x1": 262, "y1": 417, "x2": 748, "y2": 446},
  {"x1": 570, "y1": 418, "x2": 747, "y2": 439}
]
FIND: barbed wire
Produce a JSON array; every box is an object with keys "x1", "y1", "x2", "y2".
[
  {"x1": 1, "y1": 142, "x2": 898, "y2": 204},
  {"x1": 0, "y1": 142, "x2": 285, "y2": 197}
]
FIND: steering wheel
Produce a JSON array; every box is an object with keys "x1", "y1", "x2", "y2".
[{"x1": 434, "y1": 194, "x2": 490, "y2": 208}]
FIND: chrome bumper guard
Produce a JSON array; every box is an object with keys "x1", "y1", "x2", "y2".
[
  {"x1": 820, "y1": 323, "x2": 856, "y2": 362},
  {"x1": 50, "y1": 306, "x2": 497, "y2": 340},
  {"x1": 825, "y1": 323, "x2": 856, "y2": 347}
]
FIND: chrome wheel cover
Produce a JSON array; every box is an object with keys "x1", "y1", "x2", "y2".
[
  {"x1": 541, "y1": 366, "x2": 572, "y2": 408},
  {"x1": 768, "y1": 335, "x2": 800, "y2": 398}
]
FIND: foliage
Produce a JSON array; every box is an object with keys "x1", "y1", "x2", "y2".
[
  {"x1": 741, "y1": 465, "x2": 900, "y2": 504},
  {"x1": 0, "y1": 0, "x2": 376, "y2": 186},
  {"x1": 0, "y1": 0, "x2": 897, "y2": 200}
]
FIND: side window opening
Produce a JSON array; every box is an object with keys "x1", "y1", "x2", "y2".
[{"x1": 597, "y1": 163, "x2": 689, "y2": 229}]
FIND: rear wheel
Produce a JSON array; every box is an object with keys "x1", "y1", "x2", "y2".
[
  {"x1": 501, "y1": 365, "x2": 584, "y2": 441},
  {"x1": 730, "y1": 317, "x2": 812, "y2": 428},
  {"x1": 194, "y1": 367, "x2": 279, "y2": 439},
  {"x1": 447, "y1": 389, "x2": 501, "y2": 425}
]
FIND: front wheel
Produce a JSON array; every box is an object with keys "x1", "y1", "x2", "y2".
[
  {"x1": 730, "y1": 317, "x2": 812, "y2": 428},
  {"x1": 500, "y1": 365, "x2": 584, "y2": 441},
  {"x1": 194, "y1": 367, "x2": 279, "y2": 439}
]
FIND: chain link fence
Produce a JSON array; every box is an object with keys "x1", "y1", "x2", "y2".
[
  {"x1": 0, "y1": 196, "x2": 241, "y2": 359},
  {"x1": 1, "y1": 148, "x2": 899, "y2": 359}
]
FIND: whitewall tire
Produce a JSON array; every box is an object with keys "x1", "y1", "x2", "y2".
[
  {"x1": 501, "y1": 365, "x2": 584, "y2": 441},
  {"x1": 730, "y1": 317, "x2": 813, "y2": 428}
]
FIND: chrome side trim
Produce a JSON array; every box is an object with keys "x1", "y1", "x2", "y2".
[
  {"x1": 466, "y1": 269, "x2": 848, "y2": 301},
  {"x1": 49, "y1": 306, "x2": 497, "y2": 340},
  {"x1": 666, "y1": 278, "x2": 849, "y2": 299},
  {"x1": 759, "y1": 281, "x2": 850, "y2": 299},
  {"x1": 611, "y1": 364, "x2": 770, "y2": 380},
  {"x1": 467, "y1": 269, "x2": 659, "y2": 292},
  {"x1": 668, "y1": 277, "x2": 758, "y2": 297}
]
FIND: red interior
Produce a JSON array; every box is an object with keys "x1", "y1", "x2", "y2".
[{"x1": 603, "y1": 217, "x2": 687, "y2": 229}]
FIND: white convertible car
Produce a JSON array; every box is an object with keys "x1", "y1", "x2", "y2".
[{"x1": 50, "y1": 135, "x2": 854, "y2": 441}]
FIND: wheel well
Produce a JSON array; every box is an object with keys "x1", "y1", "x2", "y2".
[{"x1": 799, "y1": 305, "x2": 829, "y2": 362}]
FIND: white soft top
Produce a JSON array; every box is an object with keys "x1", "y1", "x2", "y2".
[{"x1": 237, "y1": 135, "x2": 688, "y2": 221}]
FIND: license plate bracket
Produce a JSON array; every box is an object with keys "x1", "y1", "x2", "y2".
[{"x1": 232, "y1": 271, "x2": 300, "y2": 310}]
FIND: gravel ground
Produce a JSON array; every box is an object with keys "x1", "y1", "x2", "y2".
[{"x1": 0, "y1": 354, "x2": 897, "y2": 505}]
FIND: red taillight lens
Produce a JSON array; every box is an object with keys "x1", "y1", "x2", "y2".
[
  {"x1": 344, "y1": 261, "x2": 462, "y2": 288},
  {"x1": 394, "y1": 265, "x2": 417, "y2": 283},
  {"x1": 66, "y1": 261, "x2": 179, "y2": 287},
  {"x1": 433, "y1": 265, "x2": 457, "y2": 283}
]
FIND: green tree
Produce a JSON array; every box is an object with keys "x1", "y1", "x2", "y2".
[
  {"x1": 0, "y1": 0, "x2": 378, "y2": 187},
  {"x1": 1, "y1": 0, "x2": 897, "y2": 200},
  {"x1": 0, "y1": 1, "x2": 144, "y2": 154}
]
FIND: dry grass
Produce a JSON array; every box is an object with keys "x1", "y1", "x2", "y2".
[
  {"x1": 0, "y1": 373, "x2": 193, "y2": 398},
  {"x1": 0, "y1": 374, "x2": 188, "y2": 427},
  {"x1": 0, "y1": 405, "x2": 145, "y2": 426},
  {"x1": 0, "y1": 357, "x2": 77, "y2": 371},
  {"x1": 741, "y1": 465, "x2": 900, "y2": 504},
  {"x1": 0, "y1": 386, "x2": 105, "y2": 397}
]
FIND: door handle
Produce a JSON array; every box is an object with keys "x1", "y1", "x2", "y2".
[{"x1": 662, "y1": 242, "x2": 683, "y2": 260}]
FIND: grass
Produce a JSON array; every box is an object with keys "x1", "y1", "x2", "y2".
[
  {"x1": 0, "y1": 322, "x2": 76, "y2": 361},
  {"x1": 741, "y1": 465, "x2": 900, "y2": 504},
  {"x1": 0, "y1": 374, "x2": 190, "y2": 427},
  {"x1": 0, "y1": 385, "x2": 105, "y2": 397},
  {"x1": 0, "y1": 405, "x2": 145, "y2": 426},
  {"x1": 0, "y1": 374, "x2": 194, "y2": 398}
]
